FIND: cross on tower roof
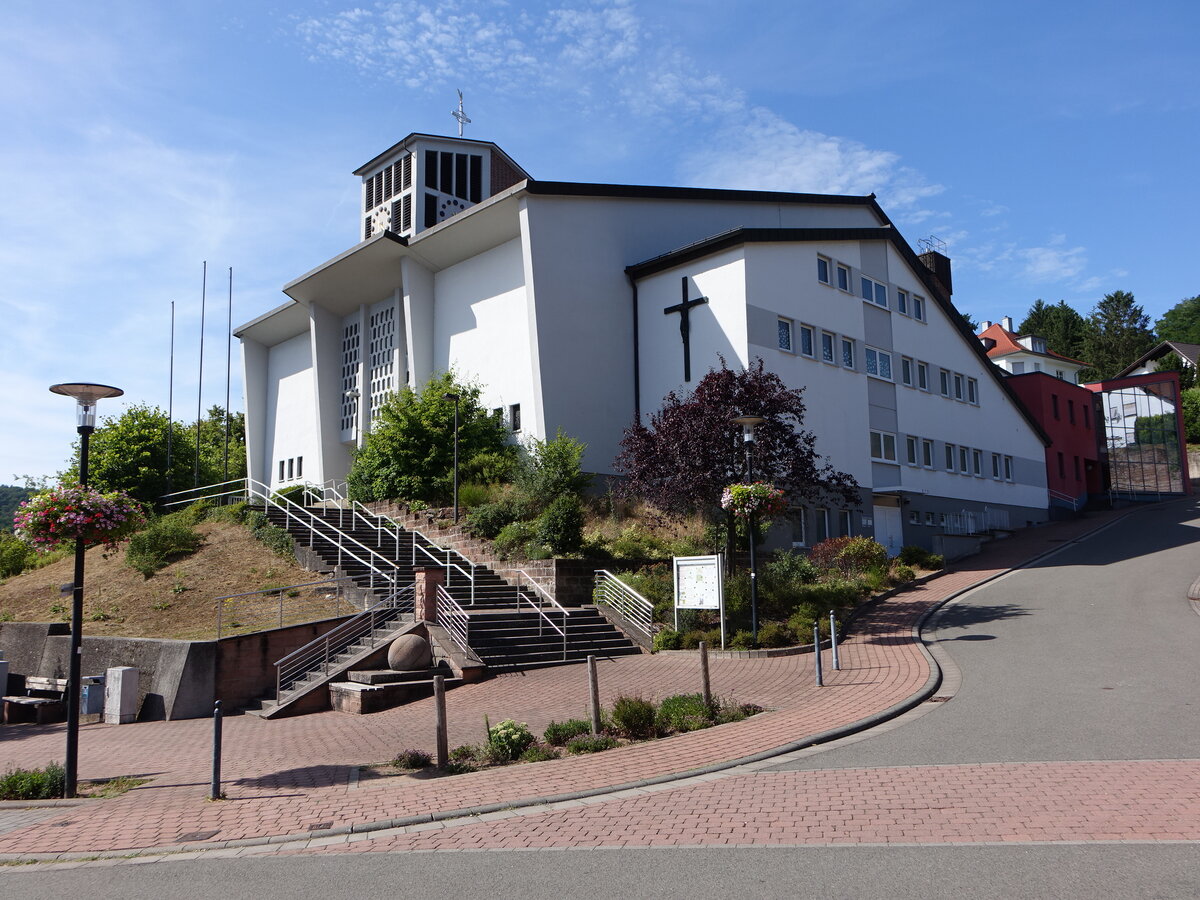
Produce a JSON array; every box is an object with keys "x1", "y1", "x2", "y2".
[{"x1": 452, "y1": 90, "x2": 472, "y2": 137}]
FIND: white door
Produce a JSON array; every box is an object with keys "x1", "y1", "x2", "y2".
[{"x1": 872, "y1": 505, "x2": 903, "y2": 557}]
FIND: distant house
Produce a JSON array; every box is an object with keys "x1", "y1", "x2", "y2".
[
  {"x1": 1115, "y1": 340, "x2": 1199, "y2": 380},
  {"x1": 977, "y1": 317, "x2": 1089, "y2": 384}
]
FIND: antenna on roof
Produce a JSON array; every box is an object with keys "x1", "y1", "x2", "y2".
[
  {"x1": 452, "y1": 90, "x2": 471, "y2": 137},
  {"x1": 918, "y1": 235, "x2": 947, "y2": 255}
]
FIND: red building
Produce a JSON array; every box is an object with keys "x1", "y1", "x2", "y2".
[{"x1": 1004, "y1": 371, "x2": 1103, "y2": 508}]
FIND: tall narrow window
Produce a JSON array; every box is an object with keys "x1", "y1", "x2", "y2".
[
  {"x1": 954, "y1": 373, "x2": 964, "y2": 400},
  {"x1": 287, "y1": 458, "x2": 294, "y2": 480},
  {"x1": 1068, "y1": 399, "x2": 1076, "y2": 424},
  {"x1": 959, "y1": 447, "x2": 969, "y2": 473},
  {"x1": 778, "y1": 317, "x2": 794, "y2": 352},
  {"x1": 912, "y1": 295, "x2": 925, "y2": 320},
  {"x1": 510, "y1": 403, "x2": 522, "y2": 432},
  {"x1": 815, "y1": 509, "x2": 830, "y2": 542},
  {"x1": 897, "y1": 289, "x2": 909, "y2": 315},
  {"x1": 967, "y1": 378, "x2": 978, "y2": 404},
  {"x1": 972, "y1": 449, "x2": 983, "y2": 476},
  {"x1": 945, "y1": 443, "x2": 956, "y2": 470},
  {"x1": 1004, "y1": 455, "x2": 1014, "y2": 481},
  {"x1": 906, "y1": 436, "x2": 918, "y2": 465},
  {"x1": 821, "y1": 332, "x2": 835, "y2": 362},
  {"x1": 296, "y1": 456, "x2": 303, "y2": 479},
  {"x1": 278, "y1": 460, "x2": 285, "y2": 482},
  {"x1": 992, "y1": 453, "x2": 1002, "y2": 479},
  {"x1": 922, "y1": 439, "x2": 934, "y2": 468},
  {"x1": 1057, "y1": 451, "x2": 1065, "y2": 479},
  {"x1": 917, "y1": 362, "x2": 929, "y2": 391},
  {"x1": 817, "y1": 256, "x2": 830, "y2": 284},
  {"x1": 940, "y1": 369, "x2": 950, "y2": 397},
  {"x1": 901, "y1": 357, "x2": 913, "y2": 386},
  {"x1": 799, "y1": 324, "x2": 814, "y2": 357},
  {"x1": 838, "y1": 510, "x2": 852, "y2": 536},
  {"x1": 1052, "y1": 394, "x2": 1060, "y2": 420},
  {"x1": 841, "y1": 338, "x2": 855, "y2": 369},
  {"x1": 836, "y1": 264, "x2": 850, "y2": 291}
]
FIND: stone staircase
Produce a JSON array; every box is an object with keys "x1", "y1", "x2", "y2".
[{"x1": 265, "y1": 504, "x2": 642, "y2": 672}]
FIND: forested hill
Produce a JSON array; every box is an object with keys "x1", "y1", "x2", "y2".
[{"x1": 0, "y1": 486, "x2": 32, "y2": 531}]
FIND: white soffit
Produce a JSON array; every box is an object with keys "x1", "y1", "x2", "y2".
[
  {"x1": 283, "y1": 232, "x2": 408, "y2": 315},
  {"x1": 234, "y1": 300, "x2": 310, "y2": 345}
]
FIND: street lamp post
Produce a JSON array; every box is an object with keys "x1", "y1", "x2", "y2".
[
  {"x1": 732, "y1": 415, "x2": 765, "y2": 646},
  {"x1": 443, "y1": 393, "x2": 460, "y2": 524},
  {"x1": 49, "y1": 382, "x2": 123, "y2": 799}
]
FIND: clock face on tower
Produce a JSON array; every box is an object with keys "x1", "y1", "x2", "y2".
[{"x1": 438, "y1": 196, "x2": 470, "y2": 220}]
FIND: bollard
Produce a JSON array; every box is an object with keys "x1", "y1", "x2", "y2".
[
  {"x1": 587, "y1": 655, "x2": 602, "y2": 735},
  {"x1": 830, "y1": 610, "x2": 840, "y2": 671},
  {"x1": 813, "y1": 625, "x2": 823, "y2": 687},
  {"x1": 210, "y1": 700, "x2": 223, "y2": 800},
  {"x1": 434, "y1": 675, "x2": 449, "y2": 768},
  {"x1": 699, "y1": 641, "x2": 712, "y2": 708}
]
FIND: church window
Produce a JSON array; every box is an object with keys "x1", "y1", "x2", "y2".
[
  {"x1": 510, "y1": 403, "x2": 521, "y2": 432},
  {"x1": 440, "y1": 151, "x2": 453, "y2": 194},
  {"x1": 368, "y1": 303, "x2": 396, "y2": 421},
  {"x1": 917, "y1": 362, "x2": 929, "y2": 391},
  {"x1": 278, "y1": 460, "x2": 285, "y2": 482},
  {"x1": 901, "y1": 356, "x2": 913, "y2": 386},
  {"x1": 799, "y1": 324, "x2": 814, "y2": 357},
  {"x1": 912, "y1": 295, "x2": 925, "y2": 321},
  {"x1": 817, "y1": 256, "x2": 830, "y2": 284},
  {"x1": 425, "y1": 150, "x2": 438, "y2": 188},
  {"x1": 897, "y1": 289, "x2": 909, "y2": 315},
  {"x1": 841, "y1": 338, "x2": 855, "y2": 369},
  {"x1": 424, "y1": 192, "x2": 438, "y2": 229},
  {"x1": 870, "y1": 430, "x2": 897, "y2": 463},
  {"x1": 821, "y1": 332, "x2": 835, "y2": 363},
  {"x1": 340, "y1": 321, "x2": 361, "y2": 435},
  {"x1": 861, "y1": 276, "x2": 888, "y2": 308},
  {"x1": 777, "y1": 317, "x2": 794, "y2": 352},
  {"x1": 296, "y1": 456, "x2": 303, "y2": 479},
  {"x1": 836, "y1": 264, "x2": 850, "y2": 291},
  {"x1": 865, "y1": 347, "x2": 892, "y2": 380}
]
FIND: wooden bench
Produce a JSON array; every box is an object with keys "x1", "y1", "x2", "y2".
[{"x1": 3, "y1": 676, "x2": 68, "y2": 725}]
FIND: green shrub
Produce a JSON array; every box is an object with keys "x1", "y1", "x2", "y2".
[
  {"x1": 125, "y1": 516, "x2": 204, "y2": 577},
  {"x1": 513, "y1": 429, "x2": 592, "y2": 512},
  {"x1": 519, "y1": 743, "x2": 561, "y2": 763},
  {"x1": 466, "y1": 500, "x2": 520, "y2": 539},
  {"x1": 176, "y1": 499, "x2": 213, "y2": 526},
  {"x1": 493, "y1": 521, "x2": 537, "y2": 558},
  {"x1": 535, "y1": 494, "x2": 584, "y2": 554},
  {"x1": 544, "y1": 718, "x2": 593, "y2": 747},
  {"x1": 756, "y1": 622, "x2": 795, "y2": 648},
  {"x1": 890, "y1": 563, "x2": 916, "y2": 584},
  {"x1": 716, "y1": 702, "x2": 764, "y2": 724},
  {"x1": 0, "y1": 532, "x2": 35, "y2": 579},
  {"x1": 565, "y1": 734, "x2": 619, "y2": 754},
  {"x1": 449, "y1": 744, "x2": 479, "y2": 763},
  {"x1": 0, "y1": 762, "x2": 65, "y2": 800},
  {"x1": 610, "y1": 695, "x2": 658, "y2": 739},
  {"x1": 392, "y1": 749, "x2": 432, "y2": 769},
  {"x1": 680, "y1": 628, "x2": 721, "y2": 650},
  {"x1": 485, "y1": 719, "x2": 536, "y2": 763},
  {"x1": 787, "y1": 608, "x2": 830, "y2": 641},
  {"x1": 728, "y1": 629, "x2": 756, "y2": 650},
  {"x1": 837, "y1": 536, "x2": 888, "y2": 574},
  {"x1": 656, "y1": 693, "x2": 714, "y2": 732},
  {"x1": 652, "y1": 627, "x2": 682, "y2": 651},
  {"x1": 609, "y1": 525, "x2": 672, "y2": 561},
  {"x1": 458, "y1": 482, "x2": 502, "y2": 509},
  {"x1": 898, "y1": 545, "x2": 943, "y2": 569},
  {"x1": 615, "y1": 566, "x2": 673, "y2": 623}
]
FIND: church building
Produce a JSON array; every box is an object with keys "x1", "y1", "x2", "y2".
[{"x1": 236, "y1": 131, "x2": 1051, "y2": 553}]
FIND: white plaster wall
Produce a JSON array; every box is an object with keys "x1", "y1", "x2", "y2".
[
  {"x1": 432, "y1": 237, "x2": 535, "y2": 430},
  {"x1": 264, "y1": 332, "x2": 317, "y2": 490},
  {"x1": 520, "y1": 194, "x2": 884, "y2": 475},
  {"x1": 240, "y1": 339, "x2": 269, "y2": 488}
]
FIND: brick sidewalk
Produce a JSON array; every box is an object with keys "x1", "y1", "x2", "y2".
[{"x1": 0, "y1": 508, "x2": 1130, "y2": 859}]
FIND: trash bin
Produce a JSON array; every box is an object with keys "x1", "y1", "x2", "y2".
[{"x1": 81, "y1": 676, "x2": 105, "y2": 715}]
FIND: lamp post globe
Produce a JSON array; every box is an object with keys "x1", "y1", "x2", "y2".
[{"x1": 49, "y1": 382, "x2": 123, "y2": 798}]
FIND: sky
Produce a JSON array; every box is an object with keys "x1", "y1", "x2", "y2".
[{"x1": 2, "y1": 0, "x2": 1198, "y2": 483}]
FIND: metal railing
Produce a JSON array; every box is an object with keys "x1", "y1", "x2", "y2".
[
  {"x1": 274, "y1": 583, "x2": 415, "y2": 707},
  {"x1": 943, "y1": 506, "x2": 1011, "y2": 536},
  {"x1": 160, "y1": 478, "x2": 249, "y2": 508},
  {"x1": 435, "y1": 584, "x2": 472, "y2": 654},
  {"x1": 516, "y1": 589, "x2": 568, "y2": 661},
  {"x1": 213, "y1": 577, "x2": 359, "y2": 639},
  {"x1": 593, "y1": 570, "x2": 654, "y2": 644},
  {"x1": 1047, "y1": 488, "x2": 1083, "y2": 512}
]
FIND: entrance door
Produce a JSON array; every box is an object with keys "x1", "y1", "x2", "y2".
[{"x1": 872, "y1": 504, "x2": 903, "y2": 557}]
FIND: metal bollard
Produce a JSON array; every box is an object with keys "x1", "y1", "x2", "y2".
[
  {"x1": 830, "y1": 611, "x2": 840, "y2": 671},
  {"x1": 210, "y1": 700, "x2": 223, "y2": 800},
  {"x1": 814, "y1": 625, "x2": 823, "y2": 687}
]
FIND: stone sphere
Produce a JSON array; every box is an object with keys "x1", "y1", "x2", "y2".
[{"x1": 387, "y1": 634, "x2": 432, "y2": 671}]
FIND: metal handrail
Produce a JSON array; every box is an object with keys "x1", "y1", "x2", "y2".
[
  {"x1": 274, "y1": 584, "x2": 415, "y2": 705},
  {"x1": 435, "y1": 584, "x2": 472, "y2": 654},
  {"x1": 213, "y1": 576, "x2": 358, "y2": 638},
  {"x1": 160, "y1": 478, "x2": 249, "y2": 508},
  {"x1": 508, "y1": 569, "x2": 567, "y2": 614},
  {"x1": 517, "y1": 589, "x2": 567, "y2": 660},
  {"x1": 1047, "y1": 488, "x2": 1082, "y2": 511},
  {"x1": 593, "y1": 570, "x2": 654, "y2": 643}
]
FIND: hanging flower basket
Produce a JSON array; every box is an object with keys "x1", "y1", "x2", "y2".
[
  {"x1": 720, "y1": 482, "x2": 786, "y2": 519},
  {"x1": 13, "y1": 485, "x2": 147, "y2": 553}
]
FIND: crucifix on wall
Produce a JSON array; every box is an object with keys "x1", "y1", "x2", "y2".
[{"x1": 664, "y1": 277, "x2": 708, "y2": 381}]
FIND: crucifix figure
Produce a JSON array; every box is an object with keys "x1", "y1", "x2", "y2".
[{"x1": 663, "y1": 276, "x2": 708, "y2": 381}]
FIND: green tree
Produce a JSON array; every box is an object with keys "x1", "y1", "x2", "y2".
[
  {"x1": 1154, "y1": 295, "x2": 1200, "y2": 345},
  {"x1": 1156, "y1": 352, "x2": 1196, "y2": 390},
  {"x1": 1181, "y1": 388, "x2": 1200, "y2": 444},
  {"x1": 1079, "y1": 291, "x2": 1157, "y2": 381},
  {"x1": 347, "y1": 373, "x2": 515, "y2": 503},
  {"x1": 1018, "y1": 299, "x2": 1091, "y2": 361}
]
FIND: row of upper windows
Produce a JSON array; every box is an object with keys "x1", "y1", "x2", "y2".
[
  {"x1": 868, "y1": 427, "x2": 1016, "y2": 482},
  {"x1": 777, "y1": 317, "x2": 979, "y2": 405},
  {"x1": 1050, "y1": 393, "x2": 1091, "y2": 429},
  {"x1": 816, "y1": 255, "x2": 926, "y2": 321},
  {"x1": 490, "y1": 403, "x2": 523, "y2": 433},
  {"x1": 278, "y1": 456, "x2": 304, "y2": 483}
]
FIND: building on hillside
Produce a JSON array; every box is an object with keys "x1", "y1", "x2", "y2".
[
  {"x1": 236, "y1": 131, "x2": 1053, "y2": 555},
  {"x1": 1115, "y1": 340, "x2": 1199, "y2": 382},
  {"x1": 978, "y1": 318, "x2": 1089, "y2": 383}
]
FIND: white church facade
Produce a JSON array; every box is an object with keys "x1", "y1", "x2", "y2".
[{"x1": 236, "y1": 131, "x2": 1051, "y2": 552}]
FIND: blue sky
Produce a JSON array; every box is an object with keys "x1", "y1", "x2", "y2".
[{"x1": 3, "y1": 0, "x2": 1198, "y2": 482}]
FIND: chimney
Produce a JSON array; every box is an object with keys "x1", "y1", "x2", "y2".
[
  {"x1": 918, "y1": 249, "x2": 953, "y2": 296},
  {"x1": 980, "y1": 320, "x2": 993, "y2": 331},
  {"x1": 1001, "y1": 316, "x2": 1014, "y2": 332}
]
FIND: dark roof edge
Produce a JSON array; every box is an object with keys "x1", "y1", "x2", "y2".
[
  {"x1": 526, "y1": 180, "x2": 880, "y2": 209},
  {"x1": 1115, "y1": 339, "x2": 1200, "y2": 378},
  {"x1": 354, "y1": 133, "x2": 531, "y2": 179},
  {"x1": 624, "y1": 224, "x2": 1052, "y2": 447}
]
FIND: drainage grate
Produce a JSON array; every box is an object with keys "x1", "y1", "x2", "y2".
[
  {"x1": 176, "y1": 830, "x2": 220, "y2": 843},
  {"x1": 307, "y1": 822, "x2": 333, "y2": 831},
  {"x1": 928, "y1": 696, "x2": 951, "y2": 703}
]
